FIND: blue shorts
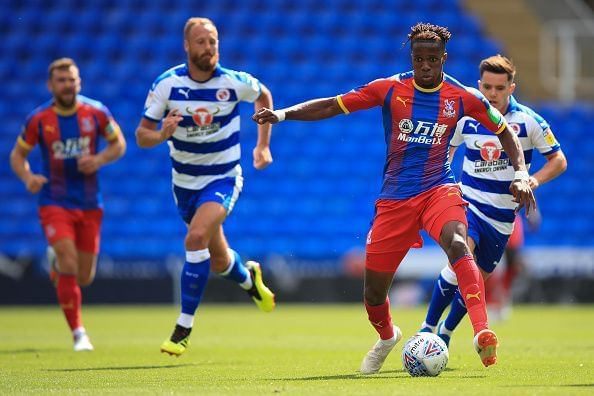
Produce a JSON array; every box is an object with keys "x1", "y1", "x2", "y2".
[
  {"x1": 466, "y1": 209, "x2": 510, "y2": 274},
  {"x1": 173, "y1": 177, "x2": 243, "y2": 224}
]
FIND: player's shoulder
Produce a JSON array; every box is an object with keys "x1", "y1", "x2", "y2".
[
  {"x1": 507, "y1": 96, "x2": 549, "y2": 130},
  {"x1": 151, "y1": 63, "x2": 188, "y2": 89},
  {"x1": 77, "y1": 95, "x2": 111, "y2": 116},
  {"x1": 442, "y1": 73, "x2": 483, "y2": 99},
  {"x1": 216, "y1": 64, "x2": 258, "y2": 85},
  {"x1": 25, "y1": 99, "x2": 53, "y2": 123}
]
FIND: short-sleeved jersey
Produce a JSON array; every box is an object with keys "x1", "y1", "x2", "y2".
[
  {"x1": 18, "y1": 95, "x2": 121, "y2": 209},
  {"x1": 338, "y1": 71, "x2": 506, "y2": 199},
  {"x1": 143, "y1": 63, "x2": 262, "y2": 191},
  {"x1": 451, "y1": 95, "x2": 560, "y2": 234}
]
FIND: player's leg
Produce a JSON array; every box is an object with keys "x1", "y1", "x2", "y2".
[
  {"x1": 161, "y1": 201, "x2": 224, "y2": 356},
  {"x1": 68, "y1": 207, "x2": 103, "y2": 351},
  {"x1": 210, "y1": 226, "x2": 275, "y2": 312},
  {"x1": 360, "y1": 198, "x2": 416, "y2": 374},
  {"x1": 440, "y1": 214, "x2": 510, "y2": 344},
  {"x1": 360, "y1": 260, "x2": 405, "y2": 375},
  {"x1": 420, "y1": 209, "x2": 483, "y2": 335},
  {"x1": 438, "y1": 221, "x2": 498, "y2": 367},
  {"x1": 419, "y1": 264, "x2": 459, "y2": 334},
  {"x1": 424, "y1": 185, "x2": 497, "y2": 367},
  {"x1": 40, "y1": 206, "x2": 89, "y2": 351}
]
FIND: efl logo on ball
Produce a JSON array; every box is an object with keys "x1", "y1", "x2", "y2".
[{"x1": 402, "y1": 332, "x2": 449, "y2": 377}]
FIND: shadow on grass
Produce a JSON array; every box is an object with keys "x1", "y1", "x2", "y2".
[
  {"x1": 45, "y1": 363, "x2": 198, "y2": 372},
  {"x1": 0, "y1": 348, "x2": 62, "y2": 354},
  {"x1": 271, "y1": 367, "x2": 487, "y2": 381}
]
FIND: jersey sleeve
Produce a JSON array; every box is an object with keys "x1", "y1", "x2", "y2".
[
  {"x1": 97, "y1": 105, "x2": 122, "y2": 142},
  {"x1": 143, "y1": 78, "x2": 170, "y2": 122},
  {"x1": 17, "y1": 112, "x2": 40, "y2": 151},
  {"x1": 231, "y1": 71, "x2": 262, "y2": 103},
  {"x1": 527, "y1": 111, "x2": 560, "y2": 156},
  {"x1": 337, "y1": 79, "x2": 393, "y2": 114},
  {"x1": 450, "y1": 118, "x2": 466, "y2": 147},
  {"x1": 462, "y1": 87, "x2": 507, "y2": 135}
]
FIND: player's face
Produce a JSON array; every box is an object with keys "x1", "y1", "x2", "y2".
[
  {"x1": 411, "y1": 42, "x2": 446, "y2": 89},
  {"x1": 185, "y1": 23, "x2": 219, "y2": 73},
  {"x1": 47, "y1": 66, "x2": 81, "y2": 109},
  {"x1": 479, "y1": 71, "x2": 516, "y2": 114}
]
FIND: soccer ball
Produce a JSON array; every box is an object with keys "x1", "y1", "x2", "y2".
[{"x1": 401, "y1": 332, "x2": 449, "y2": 377}]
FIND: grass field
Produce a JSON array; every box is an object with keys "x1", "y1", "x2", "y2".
[{"x1": 0, "y1": 304, "x2": 592, "y2": 395}]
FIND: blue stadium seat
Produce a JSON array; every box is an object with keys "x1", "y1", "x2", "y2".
[{"x1": 0, "y1": 0, "x2": 590, "y2": 265}]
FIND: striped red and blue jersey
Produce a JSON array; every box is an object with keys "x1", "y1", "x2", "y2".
[
  {"x1": 338, "y1": 71, "x2": 507, "y2": 199},
  {"x1": 18, "y1": 95, "x2": 121, "y2": 209}
]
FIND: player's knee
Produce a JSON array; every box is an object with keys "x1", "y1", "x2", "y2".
[
  {"x1": 185, "y1": 229, "x2": 209, "y2": 250},
  {"x1": 446, "y1": 237, "x2": 470, "y2": 261},
  {"x1": 77, "y1": 274, "x2": 94, "y2": 287}
]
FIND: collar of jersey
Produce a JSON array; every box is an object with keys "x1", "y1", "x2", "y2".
[
  {"x1": 53, "y1": 102, "x2": 79, "y2": 116},
  {"x1": 185, "y1": 63, "x2": 223, "y2": 83},
  {"x1": 504, "y1": 95, "x2": 520, "y2": 114},
  {"x1": 413, "y1": 79, "x2": 443, "y2": 92}
]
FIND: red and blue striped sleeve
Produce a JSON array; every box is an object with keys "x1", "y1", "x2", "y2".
[
  {"x1": 462, "y1": 87, "x2": 507, "y2": 135},
  {"x1": 337, "y1": 78, "x2": 394, "y2": 114}
]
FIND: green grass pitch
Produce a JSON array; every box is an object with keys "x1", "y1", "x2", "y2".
[{"x1": 0, "y1": 304, "x2": 592, "y2": 395}]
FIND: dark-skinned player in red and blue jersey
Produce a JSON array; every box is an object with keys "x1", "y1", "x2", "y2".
[{"x1": 253, "y1": 23, "x2": 536, "y2": 372}]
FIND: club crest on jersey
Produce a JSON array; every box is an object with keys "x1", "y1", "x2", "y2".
[
  {"x1": 442, "y1": 99, "x2": 456, "y2": 118},
  {"x1": 475, "y1": 140, "x2": 501, "y2": 161},
  {"x1": 80, "y1": 117, "x2": 95, "y2": 134},
  {"x1": 397, "y1": 118, "x2": 448, "y2": 145},
  {"x1": 216, "y1": 88, "x2": 231, "y2": 101},
  {"x1": 509, "y1": 123, "x2": 521, "y2": 135},
  {"x1": 185, "y1": 106, "x2": 221, "y2": 137}
]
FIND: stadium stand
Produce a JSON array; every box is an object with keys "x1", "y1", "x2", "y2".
[{"x1": 1, "y1": 0, "x2": 592, "y2": 269}]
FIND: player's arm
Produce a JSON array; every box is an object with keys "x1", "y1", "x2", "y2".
[
  {"x1": 496, "y1": 126, "x2": 536, "y2": 213},
  {"x1": 252, "y1": 83, "x2": 273, "y2": 170},
  {"x1": 9, "y1": 141, "x2": 47, "y2": 194},
  {"x1": 135, "y1": 109, "x2": 183, "y2": 148},
  {"x1": 252, "y1": 97, "x2": 343, "y2": 124},
  {"x1": 78, "y1": 121, "x2": 127, "y2": 175},
  {"x1": 529, "y1": 149, "x2": 567, "y2": 190}
]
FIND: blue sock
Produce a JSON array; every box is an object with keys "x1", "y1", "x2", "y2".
[
  {"x1": 219, "y1": 249, "x2": 252, "y2": 290},
  {"x1": 444, "y1": 289, "x2": 468, "y2": 332},
  {"x1": 180, "y1": 249, "x2": 211, "y2": 316},
  {"x1": 423, "y1": 267, "x2": 458, "y2": 328}
]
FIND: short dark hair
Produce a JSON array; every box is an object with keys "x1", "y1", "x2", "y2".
[
  {"x1": 408, "y1": 22, "x2": 451, "y2": 49},
  {"x1": 479, "y1": 55, "x2": 516, "y2": 82},
  {"x1": 48, "y1": 57, "x2": 77, "y2": 79},
  {"x1": 184, "y1": 17, "x2": 217, "y2": 39}
]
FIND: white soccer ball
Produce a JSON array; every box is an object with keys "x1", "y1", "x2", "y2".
[{"x1": 401, "y1": 332, "x2": 449, "y2": 377}]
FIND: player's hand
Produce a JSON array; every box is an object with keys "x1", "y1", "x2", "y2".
[
  {"x1": 252, "y1": 108, "x2": 281, "y2": 124},
  {"x1": 528, "y1": 176, "x2": 540, "y2": 190},
  {"x1": 24, "y1": 173, "x2": 48, "y2": 194},
  {"x1": 253, "y1": 145, "x2": 273, "y2": 170},
  {"x1": 77, "y1": 155, "x2": 103, "y2": 174},
  {"x1": 509, "y1": 179, "x2": 536, "y2": 215},
  {"x1": 161, "y1": 109, "x2": 183, "y2": 141}
]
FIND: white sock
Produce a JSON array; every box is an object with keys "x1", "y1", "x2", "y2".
[
  {"x1": 439, "y1": 323, "x2": 453, "y2": 336},
  {"x1": 421, "y1": 322, "x2": 437, "y2": 333},
  {"x1": 73, "y1": 327, "x2": 86, "y2": 338},
  {"x1": 177, "y1": 313, "x2": 194, "y2": 328}
]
